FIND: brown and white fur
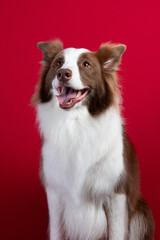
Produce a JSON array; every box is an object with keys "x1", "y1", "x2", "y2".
[{"x1": 33, "y1": 40, "x2": 154, "y2": 240}]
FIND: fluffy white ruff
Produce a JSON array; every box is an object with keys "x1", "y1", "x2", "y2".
[{"x1": 37, "y1": 100, "x2": 124, "y2": 239}]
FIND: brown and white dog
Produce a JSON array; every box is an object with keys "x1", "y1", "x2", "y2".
[{"x1": 33, "y1": 40, "x2": 154, "y2": 240}]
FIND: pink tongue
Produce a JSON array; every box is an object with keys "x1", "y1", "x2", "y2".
[{"x1": 57, "y1": 88, "x2": 77, "y2": 105}]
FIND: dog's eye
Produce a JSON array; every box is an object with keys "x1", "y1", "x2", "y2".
[
  {"x1": 83, "y1": 61, "x2": 90, "y2": 68},
  {"x1": 57, "y1": 60, "x2": 62, "y2": 66}
]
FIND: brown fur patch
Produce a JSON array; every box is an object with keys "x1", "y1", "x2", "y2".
[
  {"x1": 115, "y1": 130, "x2": 140, "y2": 210},
  {"x1": 78, "y1": 52, "x2": 113, "y2": 116},
  {"x1": 96, "y1": 43, "x2": 126, "y2": 71},
  {"x1": 77, "y1": 45, "x2": 125, "y2": 116},
  {"x1": 37, "y1": 39, "x2": 63, "y2": 64},
  {"x1": 32, "y1": 40, "x2": 63, "y2": 104},
  {"x1": 134, "y1": 198, "x2": 155, "y2": 239},
  {"x1": 115, "y1": 130, "x2": 155, "y2": 239}
]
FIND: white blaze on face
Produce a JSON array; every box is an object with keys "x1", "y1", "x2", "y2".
[{"x1": 52, "y1": 48, "x2": 90, "y2": 94}]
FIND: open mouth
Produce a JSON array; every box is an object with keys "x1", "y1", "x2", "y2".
[{"x1": 56, "y1": 86, "x2": 90, "y2": 109}]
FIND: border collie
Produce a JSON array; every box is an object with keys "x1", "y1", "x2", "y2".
[{"x1": 33, "y1": 40, "x2": 154, "y2": 240}]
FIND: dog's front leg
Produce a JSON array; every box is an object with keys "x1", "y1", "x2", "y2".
[
  {"x1": 46, "y1": 189, "x2": 63, "y2": 240},
  {"x1": 105, "y1": 194, "x2": 128, "y2": 240}
]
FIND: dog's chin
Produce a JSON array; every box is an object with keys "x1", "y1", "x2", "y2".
[{"x1": 55, "y1": 86, "x2": 90, "y2": 109}]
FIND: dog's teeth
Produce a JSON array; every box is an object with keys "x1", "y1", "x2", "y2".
[
  {"x1": 77, "y1": 90, "x2": 81, "y2": 97},
  {"x1": 66, "y1": 99, "x2": 73, "y2": 105},
  {"x1": 61, "y1": 86, "x2": 65, "y2": 93}
]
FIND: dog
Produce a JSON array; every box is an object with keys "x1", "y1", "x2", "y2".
[{"x1": 33, "y1": 40, "x2": 154, "y2": 240}]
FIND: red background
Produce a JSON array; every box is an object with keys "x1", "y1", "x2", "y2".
[{"x1": 0, "y1": 0, "x2": 160, "y2": 239}]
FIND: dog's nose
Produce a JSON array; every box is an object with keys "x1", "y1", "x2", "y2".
[{"x1": 57, "y1": 69, "x2": 72, "y2": 82}]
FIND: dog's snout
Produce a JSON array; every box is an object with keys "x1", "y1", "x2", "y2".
[{"x1": 57, "y1": 69, "x2": 72, "y2": 82}]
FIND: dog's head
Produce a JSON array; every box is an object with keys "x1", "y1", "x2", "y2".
[{"x1": 33, "y1": 40, "x2": 126, "y2": 116}]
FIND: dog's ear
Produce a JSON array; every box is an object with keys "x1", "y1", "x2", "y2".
[
  {"x1": 96, "y1": 43, "x2": 126, "y2": 71},
  {"x1": 37, "y1": 39, "x2": 63, "y2": 64}
]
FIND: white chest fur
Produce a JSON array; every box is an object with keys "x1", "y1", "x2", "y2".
[{"x1": 37, "y1": 101, "x2": 124, "y2": 239}]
